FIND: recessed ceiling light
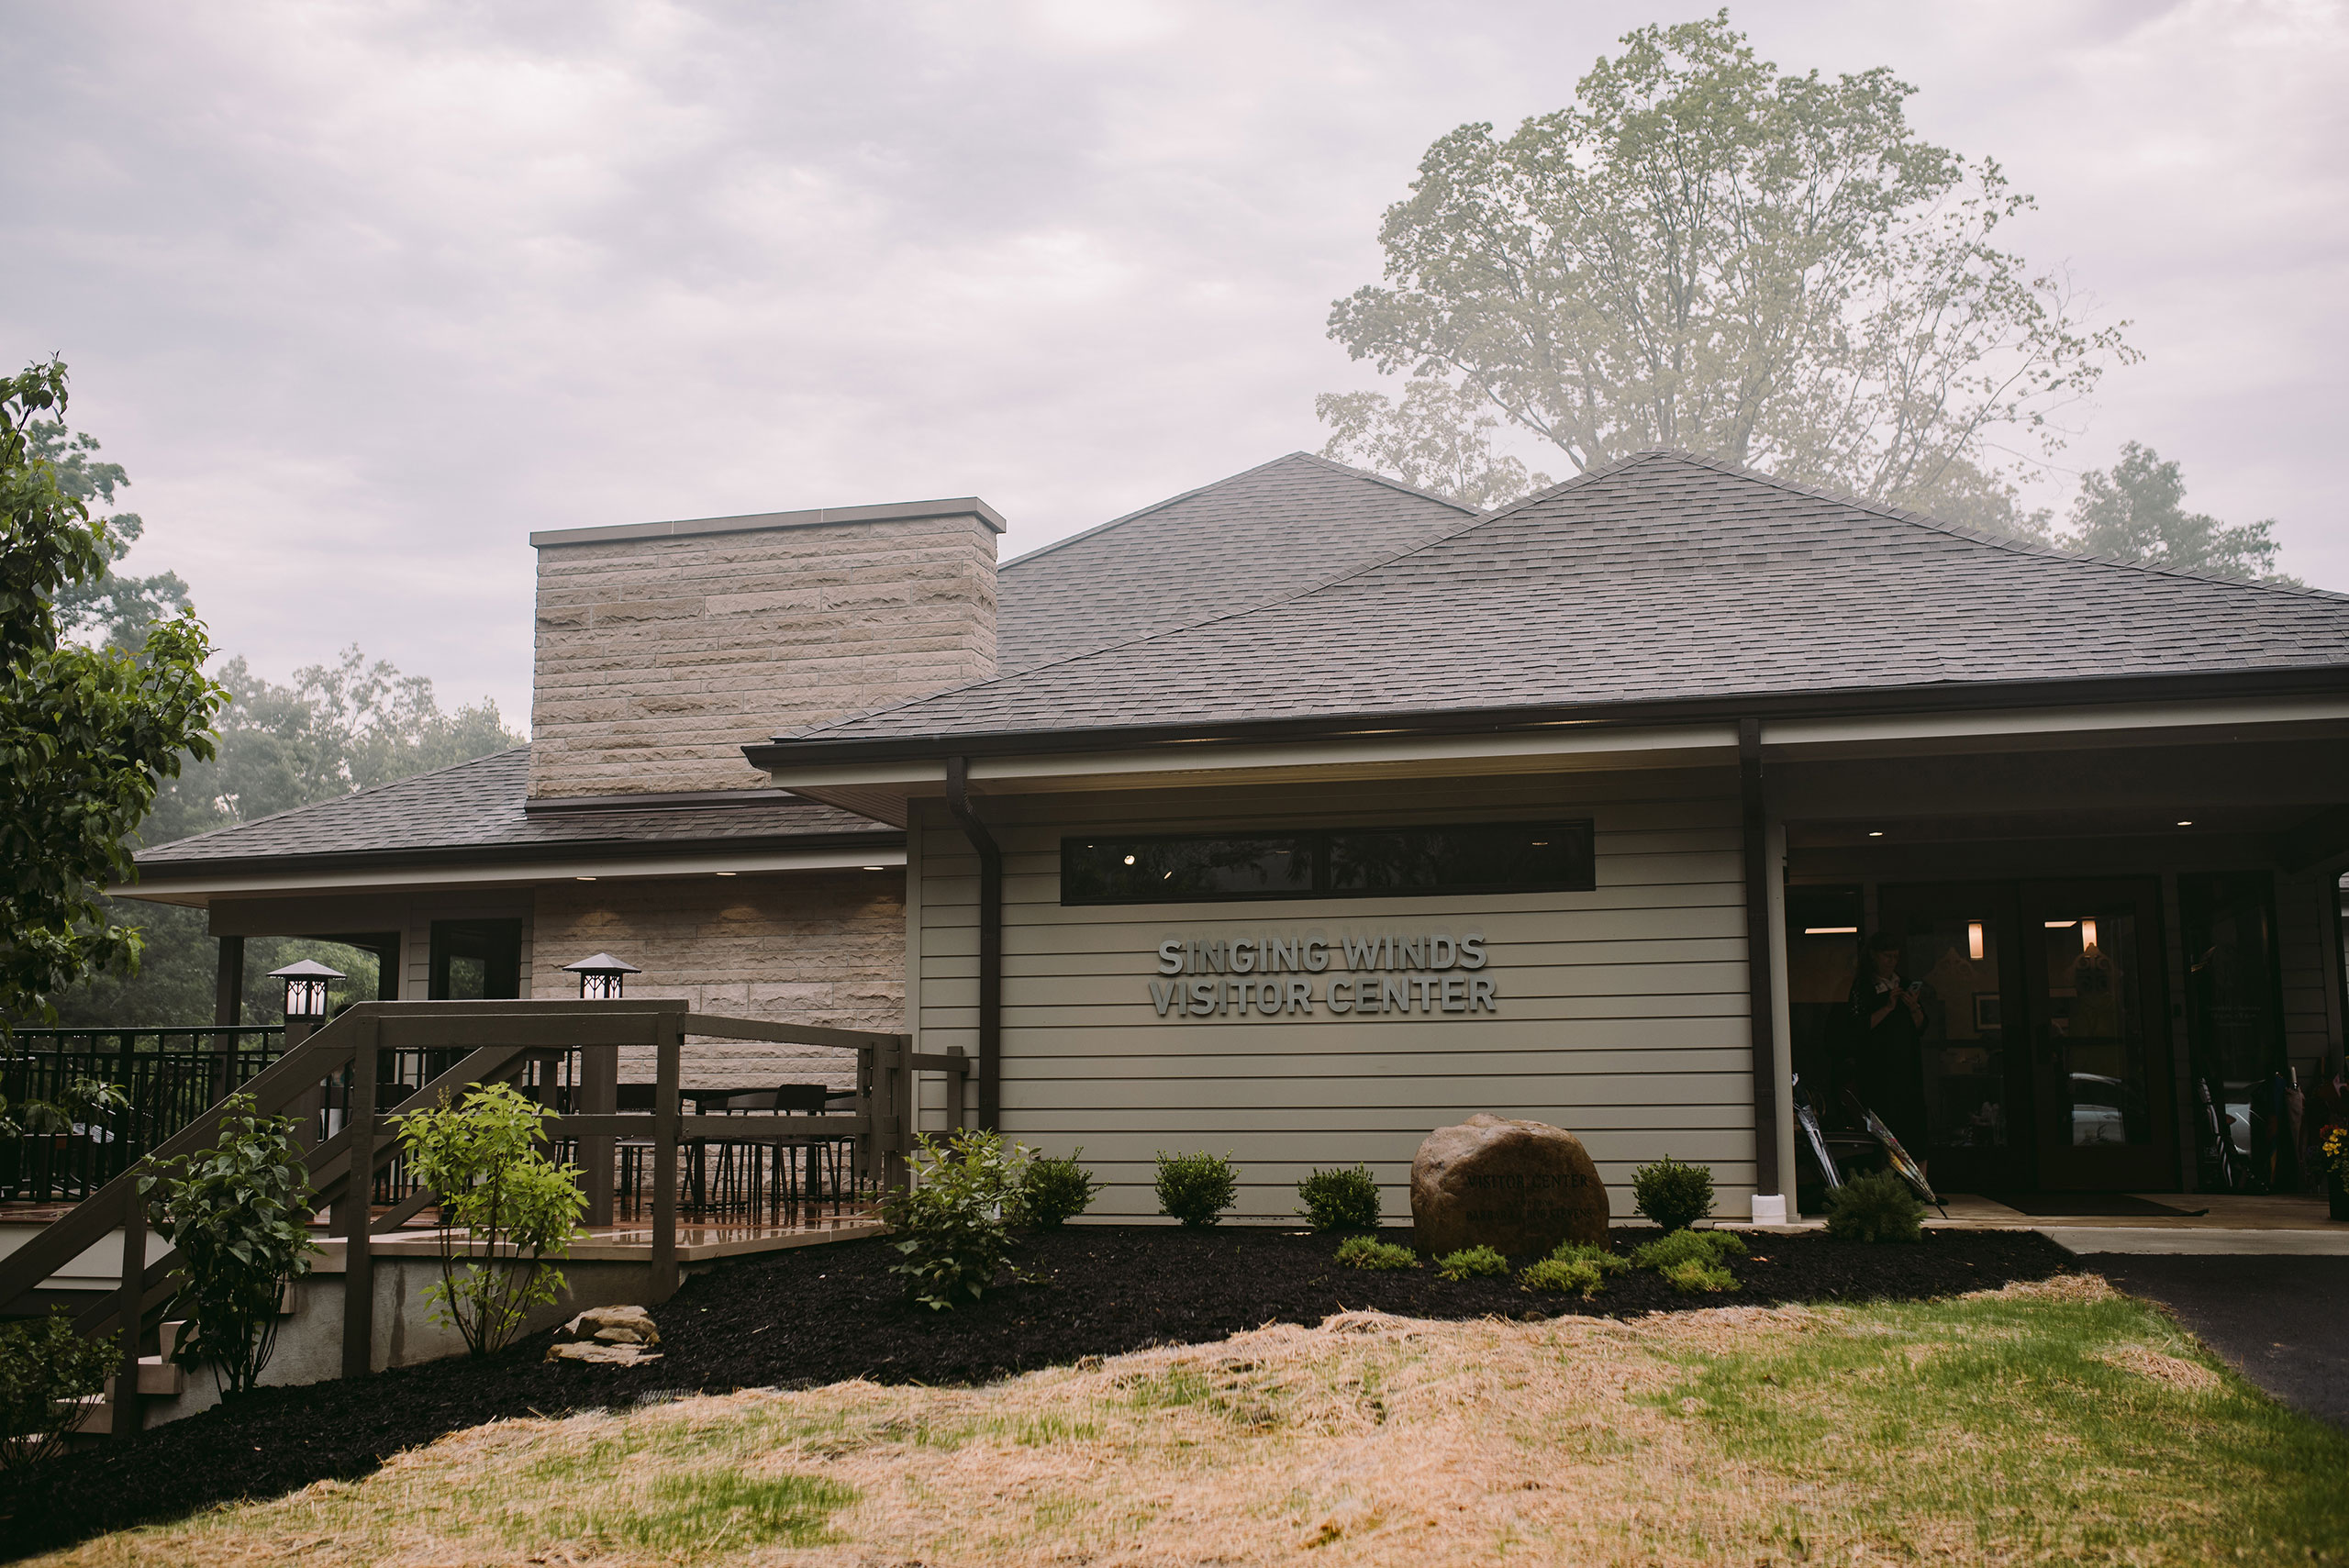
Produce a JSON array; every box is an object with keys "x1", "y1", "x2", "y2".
[
  {"x1": 575, "y1": 875, "x2": 596, "y2": 882},
  {"x1": 2176, "y1": 820, "x2": 2193, "y2": 827},
  {"x1": 862, "y1": 865, "x2": 886, "y2": 871},
  {"x1": 1803, "y1": 926, "x2": 1858, "y2": 935},
  {"x1": 1866, "y1": 830, "x2": 1885, "y2": 838},
  {"x1": 714, "y1": 871, "x2": 736, "y2": 877}
]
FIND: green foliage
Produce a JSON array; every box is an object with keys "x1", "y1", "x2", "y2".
[
  {"x1": 1152, "y1": 1150, "x2": 1238, "y2": 1229},
  {"x1": 0, "y1": 358, "x2": 228, "y2": 1033},
  {"x1": 1631, "y1": 1228, "x2": 1747, "y2": 1272},
  {"x1": 1550, "y1": 1239, "x2": 1631, "y2": 1275},
  {"x1": 140, "y1": 1093, "x2": 318, "y2": 1397},
  {"x1": 1012, "y1": 1148, "x2": 1101, "y2": 1229},
  {"x1": 2063, "y1": 442, "x2": 2296, "y2": 584},
  {"x1": 1317, "y1": 380, "x2": 1555, "y2": 509},
  {"x1": 1333, "y1": 1236, "x2": 1419, "y2": 1271},
  {"x1": 1434, "y1": 1244, "x2": 1508, "y2": 1282},
  {"x1": 1322, "y1": 13, "x2": 2133, "y2": 535},
  {"x1": 1295, "y1": 1163, "x2": 1382, "y2": 1232},
  {"x1": 1825, "y1": 1169, "x2": 1927, "y2": 1243},
  {"x1": 878, "y1": 1129, "x2": 1034, "y2": 1310},
  {"x1": 1631, "y1": 1155, "x2": 1716, "y2": 1233},
  {"x1": 396, "y1": 1081, "x2": 588, "y2": 1353},
  {"x1": 1662, "y1": 1257, "x2": 1739, "y2": 1294},
  {"x1": 1519, "y1": 1254, "x2": 1606, "y2": 1297},
  {"x1": 0, "y1": 1309, "x2": 115, "y2": 1469},
  {"x1": 0, "y1": 1075, "x2": 126, "y2": 1142}
]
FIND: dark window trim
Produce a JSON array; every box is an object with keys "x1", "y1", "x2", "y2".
[{"x1": 1060, "y1": 819, "x2": 1597, "y2": 906}]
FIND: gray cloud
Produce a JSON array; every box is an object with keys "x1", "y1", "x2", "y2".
[{"x1": 4, "y1": 0, "x2": 2342, "y2": 726}]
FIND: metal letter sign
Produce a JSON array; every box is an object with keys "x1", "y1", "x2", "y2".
[{"x1": 1146, "y1": 931, "x2": 1497, "y2": 1018}]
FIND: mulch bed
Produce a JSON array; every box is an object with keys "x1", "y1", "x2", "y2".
[{"x1": 0, "y1": 1225, "x2": 2071, "y2": 1559}]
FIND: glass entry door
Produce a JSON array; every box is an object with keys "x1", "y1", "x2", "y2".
[
  {"x1": 1876, "y1": 884, "x2": 2025, "y2": 1192},
  {"x1": 2021, "y1": 879, "x2": 2176, "y2": 1191}
]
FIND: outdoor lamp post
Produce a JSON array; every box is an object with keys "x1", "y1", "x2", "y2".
[
  {"x1": 562, "y1": 952, "x2": 641, "y2": 1000},
  {"x1": 271, "y1": 959, "x2": 344, "y2": 1022}
]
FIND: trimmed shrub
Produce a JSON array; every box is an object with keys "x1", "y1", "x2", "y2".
[
  {"x1": 1631, "y1": 1155, "x2": 1716, "y2": 1232},
  {"x1": 1434, "y1": 1244, "x2": 1508, "y2": 1282},
  {"x1": 1519, "y1": 1255, "x2": 1606, "y2": 1297},
  {"x1": 1662, "y1": 1258, "x2": 1738, "y2": 1294},
  {"x1": 1630, "y1": 1228, "x2": 1747, "y2": 1273},
  {"x1": 879, "y1": 1129, "x2": 1034, "y2": 1310},
  {"x1": 395, "y1": 1083, "x2": 589, "y2": 1352},
  {"x1": 0, "y1": 1310, "x2": 115, "y2": 1470},
  {"x1": 141, "y1": 1093, "x2": 320, "y2": 1396},
  {"x1": 1154, "y1": 1151, "x2": 1238, "y2": 1229},
  {"x1": 1335, "y1": 1236, "x2": 1419, "y2": 1271},
  {"x1": 1296, "y1": 1164, "x2": 1382, "y2": 1232},
  {"x1": 1016, "y1": 1150, "x2": 1103, "y2": 1229},
  {"x1": 1825, "y1": 1169, "x2": 1927, "y2": 1243}
]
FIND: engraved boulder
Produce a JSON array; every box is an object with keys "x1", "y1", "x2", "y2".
[{"x1": 1408, "y1": 1113, "x2": 1609, "y2": 1256}]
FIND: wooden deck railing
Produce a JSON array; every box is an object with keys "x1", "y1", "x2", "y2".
[{"x1": 0, "y1": 999, "x2": 965, "y2": 1438}]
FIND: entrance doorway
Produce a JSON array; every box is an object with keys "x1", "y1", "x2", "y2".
[{"x1": 1861, "y1": 878, "x2": 2178, "y2": 1192}]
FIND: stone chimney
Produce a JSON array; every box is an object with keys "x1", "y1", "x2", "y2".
[{"x1": 527, "y1": 498, "x2": 1003, "y2": 799}]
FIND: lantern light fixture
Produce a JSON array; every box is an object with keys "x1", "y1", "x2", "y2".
[
  {"x1": 562, "y1": 952, "x2": 641, "y2": 1000},
  {"x1": 270, "y1": 959, "x2": 345, "y2": 1020}
]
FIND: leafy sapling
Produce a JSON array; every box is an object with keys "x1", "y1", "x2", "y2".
[
  {"x1": 1296, "y1": 1164, "x2": 1382, "y2": 1231},
  {"x1": 880, "y1": 1129, "x2": 1035, "y2": 1309},
  {"x1": 395, "y1": 1081, "x2": 588, "y2": 1354},
  {"x1": 0, "y1": 1310, "x2": 115, "y2": 1469},
  {"x1": 140, "y1": 1093, "x2": 319, "y2": 1397},
  {"x1": 1154, "y1": 1151, "x2": 1238, "y2": 1229},
  {"x1": 1631, "y1": 1155, "x2": 1716, "y2": 1233}
]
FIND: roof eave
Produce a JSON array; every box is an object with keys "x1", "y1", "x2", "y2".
[
  {"x1": 129, "y1": 825, "x2": 907, "y2": 886},
  {"x1": 744, "y1": 664, "x2": 2349, "y2": 772}
]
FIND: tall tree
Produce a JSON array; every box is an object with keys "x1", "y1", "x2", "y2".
[
  {"x1": 1322, "y1": 11, "x2": 2134, "y2": 529},
  {"x1": 0, "y1": 359, "x2": 227, "y2": 1029},
  {"x1": 2062, "y1": 442, "x2": 2297, "y2": 585}
]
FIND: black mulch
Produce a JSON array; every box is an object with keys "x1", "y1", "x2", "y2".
[{"x1": 0, "y1": 1225, "x2": 2070, "y2": 1560}]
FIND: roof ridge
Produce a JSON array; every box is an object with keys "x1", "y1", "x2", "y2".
[
  {"x1": 782, "y1": 462, "x2": 1629, "y2": 745},
  {"x1": 1638, "y1": 448, "x2": 2344, "y2": 602},
  {"x1": 1001, "y1": 450, "x2": 1475, "y2": 575},
  {"x1": 139, "y1": 744, "x2": 529, "y2": 854}
]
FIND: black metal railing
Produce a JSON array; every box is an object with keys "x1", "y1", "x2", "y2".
[{"x1": 2, "y1": 1028, "x2": 287, "y2": 1203}]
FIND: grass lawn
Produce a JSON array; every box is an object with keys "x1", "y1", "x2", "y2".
[{"x1": 32, "y1": 1275, "x2": 2349, "y2": 1566}]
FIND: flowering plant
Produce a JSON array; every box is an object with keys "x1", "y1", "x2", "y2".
[{"x1": 2322, "y1": 1126, "x2": 2349, "y2": 1184}]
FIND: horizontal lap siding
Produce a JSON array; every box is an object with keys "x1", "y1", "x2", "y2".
[{"x1": 913, "y1": 768, "x2": 1753, "y2": 1222}]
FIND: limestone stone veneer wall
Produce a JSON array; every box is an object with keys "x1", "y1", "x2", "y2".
[
  {"x1": 532, "y1": 871, "x2": 906, "y2": 1087},
  {"x1": 529, "y1": 499, "x2": 1004, "y2": 799}
]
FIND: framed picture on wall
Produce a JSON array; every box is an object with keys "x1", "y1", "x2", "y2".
[{"x1": 1973, "y1": 993, "x2": 2002, "y2": 1032}]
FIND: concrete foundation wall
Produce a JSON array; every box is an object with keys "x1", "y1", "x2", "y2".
[{"x1": 532, "y1": 870, "x2": 907, "y2": 1086}]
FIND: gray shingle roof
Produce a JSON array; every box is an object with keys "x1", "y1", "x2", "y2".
[
  {"x1": 135, "y1": 747, "x2": 894, "y2": 877},
  {"x1": 770, "y1": 450, "x2": 2349, "y2": 750},
  {"x1": 996, "y1": 452, "x2": 1471, "y2": 671}
]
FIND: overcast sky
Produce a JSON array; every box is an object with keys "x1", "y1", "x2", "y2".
[{"x1": 4, "y1": 0, "x2": 2343, "y2": 728}]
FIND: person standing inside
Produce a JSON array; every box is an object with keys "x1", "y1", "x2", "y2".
[{"x1": 1851, "y1": 931, "x2": 1932, "y2": 1176}]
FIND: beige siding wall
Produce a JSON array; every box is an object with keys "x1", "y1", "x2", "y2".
[
  {"x1": 532, "y1": 871, "x2": 906, "y2": 1086},
  {"x1": 912, "y1": 766, "x2": 1753, "y2": 1223},
  {"x1": 530, "y1": 512, "x2": 999, "y2": 799}
]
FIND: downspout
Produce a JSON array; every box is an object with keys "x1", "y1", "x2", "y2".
[
  {"x1": 1739, "y1": 718, "x2": 1784, "y2": 1204},
  {"x1": 943, "y1": 757, "x2": 1002, "y2": 1130}
]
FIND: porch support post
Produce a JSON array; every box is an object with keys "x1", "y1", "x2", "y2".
[
  {"x1": 111, "y1": 1184, "x2": 145, "y2": 1440},
  {"x1": 944, "y1": 757, "x2": 1002, "y2": 1132},
  {"x1": 1739, "y1": 718, "x2": 1785, "y2": 1206},
  {"x1": 339, "y1": 1018, "x2": 378, "y2": 1379},
  {"x1": 651, "y1": 1012, "x2": 681, "y2": 1298},
  {"x1": 213, "y1": 935, "x2": 244, "y2": 1026}
]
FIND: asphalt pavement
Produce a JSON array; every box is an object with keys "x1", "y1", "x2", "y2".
[{"x1": 2096, "y1": 1254, "x2": 2349, "y2": 1429}]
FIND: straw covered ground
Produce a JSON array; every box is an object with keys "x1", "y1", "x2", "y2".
[{"x1": 31, "y1": 1275, "x2": 2349, "y2": 1567}]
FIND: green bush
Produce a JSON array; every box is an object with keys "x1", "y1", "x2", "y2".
[
  {"x1": 1630, "y1": 1228, "x2": 1747, "y2": 1272},
  {"x1": 1549, "y1": 1240, "x2": 1631, "y2": 1275},
  {"x1": 1014, "y1": 1149, "x2": 1102, "y2": 1229},
  {"x1": 1826, "y1": 1169, "x2": 1927, "y2": 1243},
  {"x1": 1519, "y1": 1255, "x2": 1606, "y2": 1297},
  {"x1": 141, "y1": 1092, "x2": 320, "y2": 1396},
  {"x1": 1296, "y1": 1164, "x2": 1382, "y2": 1231},
  {"x1": 0, "y1": 1310, "x2": 115, "y2": 1470},
  {"x1": 1154, "y1": 1151, "x2": 1238, "y2": 1229},
  {"x1": 879, "y1": 1129, "x2": 1034, "y2": 1310},
  {"x1": 1334, "y1": 1236, "x2": 1419, "y2": 1271},
  {"x1": 1662, "y1": 1258, "x2": 1739, "y2": 1294},
  {"x1": 395, "y1": 1081, "x2": 589, "y2": 1353},
  {"x1": 1434, "y1": 1244, "x2": 1508, "y2": 1281},
  {"x1": 1631, "y1": 1155, "x2": 1715, "y2": 1232}
]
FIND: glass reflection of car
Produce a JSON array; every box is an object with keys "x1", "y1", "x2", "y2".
[{"x1": 2070, "y1": 1073, "x2": 2128, "y2": 1145}]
